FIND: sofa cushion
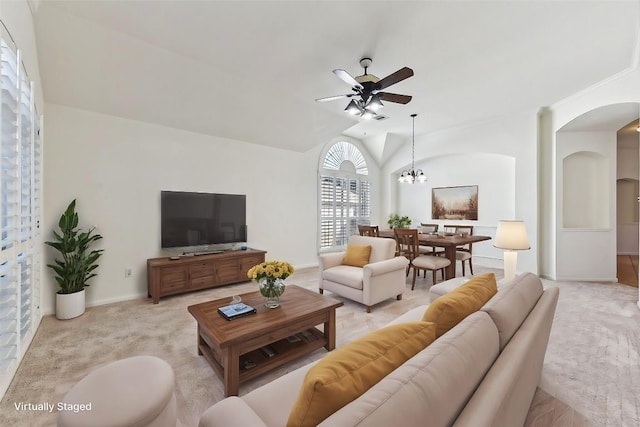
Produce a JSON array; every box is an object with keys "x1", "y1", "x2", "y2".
[
  {"x1": 320, "y1": 312, "x2": 500, "y2": 427},
  {"x1": 322, "y1": 265, "x2": 364, "y2": 290},
  {"x1": 199, "y1": 397, "x2": 268, "y2": 427},
  {"x1": 422, "y1": 273, "x2": 497, "y2": 337},
  {"x1": 481, "y1": 272, "x2": 543, "y2": 351},
  {"x1": 342, "y1": 244, "x2": 372, "y2": 267},
  {"x1": 453, "y1": 287, "x2": 559, "y2": 427},
  {"x1": 240, "y1": 363, "x2": 315, "y2": 427},
  {"x1": 286, "y1": 321, "x2": 437, "y2": 427}
]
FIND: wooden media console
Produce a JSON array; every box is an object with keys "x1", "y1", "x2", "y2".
[{"x1": 147, "y1": 249, "x2": 266, "y2": 304}]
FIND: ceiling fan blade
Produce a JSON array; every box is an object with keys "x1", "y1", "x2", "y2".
[
  {"x1": 380, "y1": 92, "x2": 412, "y2": 104},
  {"x1": 315, "y1": 94, "x2": 354, "y2": 102},
  {"x1": 375, "y1": 67, "x2": 414, "y2": 90},
  {"x1": 333, "y1": 69, "x2": 363, "y2": 90}
]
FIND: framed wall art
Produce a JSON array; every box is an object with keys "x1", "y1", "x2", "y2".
[{"x1": 432, "y1": 185, "x2": 478, "y2": 220}]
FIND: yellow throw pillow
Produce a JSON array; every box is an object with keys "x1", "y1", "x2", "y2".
[
  {"x1": 422, "y1": 273, "x2": 498, "y2": 338},
  {"x1": 342, "y1": 244, "x2": 372, "y2": 267},
  {"x1": 286, "y1": 321, "x2": 437, "y2": 427}
]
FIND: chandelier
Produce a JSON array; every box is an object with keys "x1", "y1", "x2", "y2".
[{"x1": 398, "y1": 114, "x2": 427, "y2": 184}]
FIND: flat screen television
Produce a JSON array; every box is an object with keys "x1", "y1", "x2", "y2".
[{"x1": 161, "y1": 191, "x2": 247, "y2": 248}]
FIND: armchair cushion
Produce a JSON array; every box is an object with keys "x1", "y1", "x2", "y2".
[
  {"x1": 342, "y1": 244, "x2": 372, "y2": 267},
  {"x1": 322, "y1": 265, "x2": 364, "y2": 290}
]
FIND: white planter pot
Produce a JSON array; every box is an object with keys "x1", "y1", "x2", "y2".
[{"x1": 56, "y1": 289, "x2": 86, "y2": 320}]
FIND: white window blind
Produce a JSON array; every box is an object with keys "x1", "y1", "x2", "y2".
[
  {"x1": 1, "y1": 38, "x2": 18, "y2": 252},
  {"x1": 319, "y1": 142, "x2": 371, "y2": 251},
  {"x1": 0, "y1": 26, "x2": 42, "y2": 399}
]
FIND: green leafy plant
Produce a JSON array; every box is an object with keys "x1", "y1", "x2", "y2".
[
  {"x1": 45, "y1": 200, "x2": 104, "y2": 294},
  {"x1": 387, "y1": 213, "x2": 412, "y2": 229}
]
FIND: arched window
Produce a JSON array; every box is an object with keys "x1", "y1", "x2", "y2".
[{"x1": 319, "y1": 141, "x2": 370, "y2": 250}]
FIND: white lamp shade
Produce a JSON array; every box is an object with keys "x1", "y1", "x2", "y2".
[{"x1": 494, "y1": 220, "x2": 530, "y2": 250}]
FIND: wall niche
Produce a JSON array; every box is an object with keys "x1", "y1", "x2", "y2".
[{"x1": 563, "y1": 151, "x2": 609, "y2": 229}]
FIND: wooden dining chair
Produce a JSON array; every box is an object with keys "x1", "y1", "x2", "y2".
[
  {"x1": 394, "y1": 228, "x2": 450, "y2": 290},
  {"x1": 419, "y1": 223, "x2": 444, "y2": 256},
  {"x1": 444, "y1": 224, "x2": 474, "y2": 275},
  {"x1": 358, "y1": 225, "x2": 379, "y2": 237},
  {"x1": 419, "y1": 223, "x2": 438, "y2": 233}
]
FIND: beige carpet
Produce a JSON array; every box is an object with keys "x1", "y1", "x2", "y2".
[
  {"x1": 538, "y1": 279, "x2": 640, "y2": 426},
  {"x1": 1, "y1": 265, "x2": 635, "y2": 426}
]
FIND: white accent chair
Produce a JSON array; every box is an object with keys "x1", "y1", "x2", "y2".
[{"x1": 319, "y1": 235, "x2": 409, "y2": 313}]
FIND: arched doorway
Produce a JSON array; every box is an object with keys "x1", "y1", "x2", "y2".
[{"x1": 555, "y1": 103, "x2": 639, "y2": 287}]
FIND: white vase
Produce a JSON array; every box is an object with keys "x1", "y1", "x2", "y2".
[{"x1": 56, "y1": 289, "x2": 86, "y2": 320}]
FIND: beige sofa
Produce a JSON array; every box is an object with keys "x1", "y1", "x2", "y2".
[
  {"x1": 318, "y1": 235, "x2": 409, "y2": 312},
  {"x1": 199, "y1": 273, "x2": 558, "y2": 427}
]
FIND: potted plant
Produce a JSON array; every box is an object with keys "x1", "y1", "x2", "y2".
[
  {"x1": 45, "y1": 199, "x2": 104, "y2": 320},
  {"x1": 387, "y1": 213, "x2": 412, "y2": 229}
]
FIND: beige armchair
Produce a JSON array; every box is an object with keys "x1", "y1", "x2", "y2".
[{"x1": 318, "y1": 235, "x2": 409, "y2": 312}]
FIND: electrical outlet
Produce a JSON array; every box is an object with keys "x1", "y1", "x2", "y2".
[{"x1": 124, "y1": 267, "x2": 133, "y2": 278}]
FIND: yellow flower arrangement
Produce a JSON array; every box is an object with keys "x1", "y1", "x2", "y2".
[
  {"x1": 247, "y1": 260, "x2": 295, "y2": 282},
  {"x1": 248, "y1": 260, "x2": 295, "y2": 300}
]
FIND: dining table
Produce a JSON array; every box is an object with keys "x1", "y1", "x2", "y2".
[{"x1": 378, "y1": 229, "x2": 492, "y2": 280}]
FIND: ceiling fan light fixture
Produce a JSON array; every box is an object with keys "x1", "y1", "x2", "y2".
[
  {"x1": 345, "y1": 100, "x2": 362, "y2": 115},
  {"x1": 321, "y1": 58, "x2": 413, "y2": 120},
  {"x1": 361, "y1": 109, "x2": 376, "y2": 120},
  {"x1": 367, "y1": 94, "x2": 384, "y2": 111}
]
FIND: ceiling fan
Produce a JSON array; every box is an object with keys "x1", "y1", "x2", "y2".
[{"x1": 316, "y1": 57, "x2": 414, "y2": 119}]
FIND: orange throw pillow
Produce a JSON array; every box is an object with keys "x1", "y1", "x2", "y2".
[
  {"x1": 287, "y1": 321, "x2": 437, "y2": 427},
  {"x1": 342, "y1": 244, "x2": 372, "y2": 267},
  {"x1": 422, "y1": 273, "x2": 498, "y2": 337}
]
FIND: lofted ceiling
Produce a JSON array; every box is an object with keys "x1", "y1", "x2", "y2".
[{"x1": 33, "y1": 1, "x2": 640, "y2": 164}]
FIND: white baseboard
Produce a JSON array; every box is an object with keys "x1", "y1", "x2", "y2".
[
  {"x1": 294, "y1": 262, "x2": 319, "y2": 270},
  {"x1": 86, "y1": 292, "x2": 149, "y2": 309},
  {"x1": 472, "y1": 256, "x2": 503, "y2": 269},
  {"x1": 554, "y1": 276, "x2": 619, "y2": 283}
]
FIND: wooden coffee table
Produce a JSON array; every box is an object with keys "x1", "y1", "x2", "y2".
[{"x1": 187, "y1": 285, "x2": 343, "y2": 396}]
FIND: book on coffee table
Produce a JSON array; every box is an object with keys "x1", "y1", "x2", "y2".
[{"x1": 218, "y1": 303, "x2": 257, "y2": 320}]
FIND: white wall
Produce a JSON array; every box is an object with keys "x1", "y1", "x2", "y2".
[
  {"x1": 42, "y1": 104, "x2": 333, "y2": 315},
  {"x1": 395, "y1": 153, "x2": 515, "y2": 266},
  {"x1": 382, "y1": 109, "x2": 539, "y2": 275}
]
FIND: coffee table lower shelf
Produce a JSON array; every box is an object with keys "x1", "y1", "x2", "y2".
[{"x1": 198, "y1": 327, "x2": 326, "y2": 392}]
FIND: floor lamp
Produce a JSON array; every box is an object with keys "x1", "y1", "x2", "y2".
[{"x1": 494, "y1": 220, "x2": 530, "y2": 282}]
